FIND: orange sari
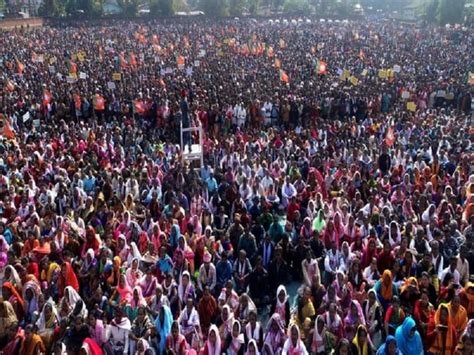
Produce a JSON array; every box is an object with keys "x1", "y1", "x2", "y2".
[
  {"x1": 19, "y1": 334, "x2": 45, "y2": 355},
  {"x1": 428, "y1": 304, "x2": 457, "y2": 355}
]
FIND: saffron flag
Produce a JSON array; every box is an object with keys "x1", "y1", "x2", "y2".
[
  {"x1": 73, "y1": 94, "x2": 81, "y2": 110},
  {"x1": 318, "y1": 60, "x2": 327, "y2": 75},
  {"x1": 16, "y1": 60, "x2": 25, "y2": 75},
  {"x1": 43, "y1": 89, "x2": 52, "y2": 106},
  {"x1": 280, "y1": 70, "x2": 289, "y2": 83},
  {"x1": 5, "y1": 80, "x2": 15, "y2": 92},
  {"x1": 68, "y1": 60, "x2": 77, "y2": 74},
  {"x1": 94, "y1": 94, "x2": 105, "y2": 111},
  {"x1": 0, "y1": 114, "x2": 15, "y2": 140},
  {"x1": 469, "y1": 72, "x2": 474, "y2": 85},
  {"x1": 133, "y1": 100, "x2": 146, "y2": 114},
  {"x1": 176, "y1": 55, "x2": 185, "y2": 66},
  {"x1": 385, "y1": 126, "x2": 395, "y2": 146}
]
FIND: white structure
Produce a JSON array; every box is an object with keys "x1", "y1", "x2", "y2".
[{"x1": 180, "y1": 121, "x2": 204, "y2": 167}]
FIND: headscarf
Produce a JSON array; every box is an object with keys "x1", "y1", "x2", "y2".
[
  {"x1": 22, "y1": 280, "x2": 41, "y2": 314},
  {"x1": 36, "y1": 299, "x2": 58, "y2": 331},
  {"x1": 62, "y1": 261, "x2": 79, "y2": 291},
  {"x1": 4, "y1": 265, "x2": 22, "y2": 289},
  {"x1": 2, "y1": 281, "x2": 24, "y2": 310},
  {"x1": 312, "y1": 210, "x2": 326, "y2": 233},
  {"x1": 312, "y1": 315, "x2": 326, "y2": 353},
  {"x1": 177, "y1": 271, "x2": 193, "y2": 303},
  {"x1": 380, "y1": 270, "x2": 393, "y2": 300},
  {"x1": 345, "y1": 300, "x2": 366, "y2": 326},
  {"x1": 81, "y1": 338, "x2": 104, "y2": 355},
  {"x1": 207, "y1": 324, "x2": 222, "y2": 355},
  {"x1": 0, "y1": 301, "x2": 17, "y2": 333},
  {"x1": 395, "y1": 316, "x2": 423, "y2": 354},
  {"x1": 275, "y1": 285, "x2": 288, "y2": 321},
  {"x1": 264, "y1": 313, "x2": 285, "y2": 353},
  {"x1": 365, "y1": 289, "x2": 381, "y2": 327},
  {"x1": 116, "y1": 276, "x2": 132, "y2": 303},
  {"x1": 429, "y1": 303, "x2": 456, "y2": 354},
  {"x1": 154, "y1": 304, "x2": 173, "y2": 354},
  {"x1": 230, "y1": 319, "x2": 245, "y2": 353},
  {"x1": 130, "y1": 286, "x2": 146, "y2": 308},
  {"x1": 376, "y1": 335, "x2": 399, "y2": 355},
  {"x1": 352, "y1": 325, "x2": 370, "y2": 355},
  {"x1": 245, "y1": 339, "x2": 261, "y2": 355},
  {"x1": 64, "y1": 285, "x2": 88, "y2": 319},
  {"x1": 221, "y1": 304, "x2": 235, "y2": 339},
  {"x1": 283, "y1": 324, "x2": 307, "y2": 354}
]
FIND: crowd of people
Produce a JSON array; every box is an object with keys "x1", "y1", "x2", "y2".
[{"x1": 0, "y1": 15, "x2": 473, "y2": 355}]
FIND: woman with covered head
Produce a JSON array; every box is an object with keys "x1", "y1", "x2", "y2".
[
  {"x1": 376, "y1": 335, "x2": 403, "y2": 355},
  {"x1": 374, "y1": 270, "x2": 398, "y2": 310},
  {"x1": 344, "y1": 300, "x2": 366, "y2": 340},
  {"x1": 310, "y1": 314, "x2": 336, "y2": 354},
  {"x1": 178, "y1": 297, "x2": 201, "y2": 345},
  {"x1": 351, "y1": 324, "x2": 374, "y2": 355},
  {"x1": 282, "y1": 324, "x2": 308, "y2": 355},
  {"x1": 35, "y1": 299, "x2": 59, "y2": 350},
  {"x1": 225, "y1": 319, "x2": 245, "y2": 355},
  {"x1": 426, "y1": 303, "x2": 457, "y2": 354},
  {"x1": 0, "y1": 300, "x2": 17, "y2": 347},
  {"x1": 394, "y1": 316, "x2": 424, "y2": 355},
  {"x1": 166, "y1": 320, "x2": 188, "y2": 355},
  {"x1": 154, "y1": 304, "x2": 173, "y2": 354},
  {"x1": 201, "y1": 324, "x2": 222, "y2": 355},
  {"x1": 263, "y1": 313, "x2": 286, "y2": 355},
  {"x1": 270, "y1": 285, "x2": 291, "y2": 327}
]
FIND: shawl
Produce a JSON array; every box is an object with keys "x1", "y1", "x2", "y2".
[
  {"x1": 207, "y1": 324, "x2": 222, "y2": 355},
  {"x1": 352, "y1": 325, "x2": 369, "y2": 355}
]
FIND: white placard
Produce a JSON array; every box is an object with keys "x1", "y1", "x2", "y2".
[
  {"x1": 107, "y1": 81, "x2": 116, "y2": 90},
  {"x1": 393, "y1": 65, "x2": 401, "y2": 73},
  {"x1": 79, "y1": 72, "x2": 87, "y2": 79},
  {"x1": 22, "y1": 112, "x2": 31, "y2": 122}
]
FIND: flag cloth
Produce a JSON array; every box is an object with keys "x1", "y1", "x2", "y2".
[
  {"x1": 119, "y1": 54, "x2": 128, "y2": 69},
  {"x1": 94, "y1": 94, "x2": 105, "y2": 111},
  {"x1": 68, "y1": 60, "x2": 77, "y2": 74},
  {"x1": 176, "y1": 55, "x2": 185, "y2": 66},
  {"x1": 266, "y1": 46, "x2": 274, "y2": 58},
  {"x1": 43, "y1": 89, "x2": 52, "y2": 106},
  {"x1": 279, "y1": 70, "x2": 289, "y2": 83},
  {"x1": 469, "y1": 72, "x2": 474, "y2": 85},
  {"x1": 134, "y1": 100, "x2": 146, "y2": 114},
  {"x1": 5, "y1": 80, "x2": 15, "y2": 92},
  {"x1": 0, "y1": 114, "x2": 15, "y2": 140},
  {"x1": 406, "y1": 102, "x2": 417, "y2": 112},
  {"x1": 16, "y1": 60, "x2": 25, "y2": 75},
  {"x1": 274, "y1": 58, "x2": 281, "y2": 69},
  {"x1": 279, "y1": 38, "x2": 286, "y2": 49},
  {"x1": 318, "y1": 60, "x2": 327, "y2": 75},
  {"x1": 73, "y1": 94, "x2": 81, "y2": 110},
  {"x1": 385, "y1": 126, "x2": 395, "y2": 146}
]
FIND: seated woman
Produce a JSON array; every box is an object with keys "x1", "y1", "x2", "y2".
[
  {"x1": 384, "y1": 296, "x2": 405, "y2": 336},
  {"x1": 427, "y1": 303, "x2": 457, "y2": 354},
  {"x1": 395, "y1": 317, "x2": 423, "y2": 355},
  {"x1": 244, "y1": 310, "x2": 263, "y2": 351},
  {"x1": 270, "y1": 285, "x2": 291, "y2": 328},
  {"x1": 399, "y1": 277, "x2": 420, "y2": 314},
  {"x1": 448, "y1": 294, "x2": 468, "y2": 336},
  {"x1": 374, "y1": 270, "x2": 398, "y2": 311},
  {"x1": 290, "y1": 287, "x2": 315, "y2": 341},
  {"x1": 363, "y1": 289, "x2": 383, "y2": 348},
  {"x1": 35, "y1": 300, "x2": 59, "y2": 351},
  {"x1": 282, "y1": 324, "x2": 308, "y2": 355},
  {"x1": 344, "y1": 300, "x2": 366, "y2": 341},
  {"x1": 310, "y1": 315, "x2": 336, "y2": 355},
  {"x1": 351, "y1": 325, "x2": 374, "y2": 355},
  {"x1": 413, "y1": 288, "x2": 435, "y2": 339},
  {"x1": 224, "y1": 319, "x2": 245, "y2": 355},
  {"x1": 201, "y1": 324, "x2": 222, "y2": 355},
  {"x1": 166, "y1": 320, "x2": 188, "y2": 355},
  {"x1": 459, "y1": 282, "x2": 474, "y2": 318},
  {"x1": 263, "y1": 313, "x2": 286, "y2": 355},
  {"x1": 178, "y1": 297, "x2": 201, "y2": 346}
]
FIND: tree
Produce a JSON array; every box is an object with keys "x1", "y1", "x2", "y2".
[
  {"x1": 199, "y1": 0, "x2": 228, "y2": 16},
  {"x1": 229, "y1": 0, "x2": 245, "y2": 16},
  {"x1": 117, "y1": 0, "x2": 139, "y2": 16},
  {"x1": 283, "y1": 0, "x2": 309, "y2": 14},
  {"x1": 150, "y1": 0, "x2": 174, "y2": 16},
  {"x1": 424, "y1": 0, "x2": 439, "y2": 23},
  {"x1": 438, "y1": 0, "x2": 465, "y2": 24}
]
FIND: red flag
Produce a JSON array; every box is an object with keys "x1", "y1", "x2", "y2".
[
  {"x1": 5, "y1": 80, "x2": 15, "y2": 92},
  {"x1": 69, "y1": 60, "x2": 77, "y2": 74},
  {"x1": 129, "y1": 53, "x2": 137, "y2": 67},
  {"x1": 176, "y1": 55, "x2": 185, "y2": 66},
  {"x1": 94, "y1": 94, "x2": 105, "y2": 111},
  {"x1": 279, "y1": 70, "x2": 289, "y2": 83},
  {"x1": 73, "y1": 94, "x2": 81, "y2": 110},
  {"x1": 318, "y1": 61, "x2": 327, "y2": 75},
  {"x1": 133, "y1": 100, "x2": 145, "y2": 114},
  {"x1": 119, "y1": 53, "x2": 128, "y2": 69},
  {"x1": 16, "y1": 60, "x2": 25, "y2": 75},
  {"x1": 0, "y1": 114, "x2": 15, "y2": 140},
  {"x1": 43, "y1": 89, "x2": 52, "y2": 106},
  {"x1": 385, "y1": 126, "x2": 395, "y2": 146}
]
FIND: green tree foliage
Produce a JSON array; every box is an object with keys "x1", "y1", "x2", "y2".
[
  {"x1": 150, "y1": 0, "x2": 174, "y2": 16},
  {"x1": 283, "y1": 0, "x2": 309, "y2": 14},
  {"x1": 199, "y1": 0, "x2": 228, "y2": 16},
  {"x1": 438, "y1": 0, "x2": 465, "y2": 24},
  {"x1": 117, "y1": 0, "x2": 139, "y2": 16},
  {"x1": 424, "y1": 0, "x2": 439, "y2": 23}
]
